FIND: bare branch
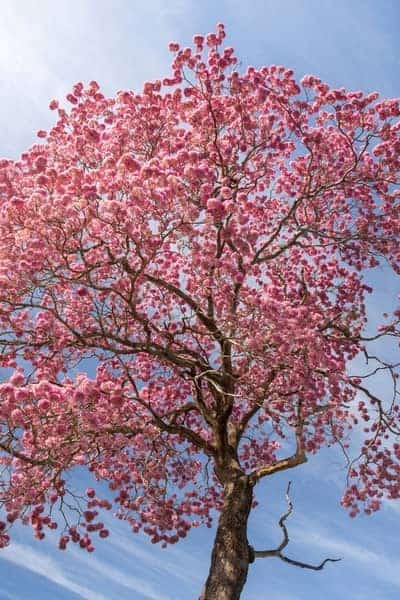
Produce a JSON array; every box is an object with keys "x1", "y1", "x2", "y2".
[
  {"x1": 250, "y1": 482, "x2": 341, "y2": 571},
  {"x1": 276, "y1": 554, "x2": 341, "y2": 571}
]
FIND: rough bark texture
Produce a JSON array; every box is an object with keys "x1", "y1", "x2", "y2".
[{"x1": 200, "y1": 475, "x2": 254, "y2": 600}]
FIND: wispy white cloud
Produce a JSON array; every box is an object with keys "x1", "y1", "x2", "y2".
[
  {"x1": 109, "y1": 529, "x2": 205, "y2": 585},
  {"x1": 0, "y1": 522, "x2": 203, "y2": 600},
  {"x1": 73, "y1": 548, "x2": 172, "y2": 600},
  {"x1": 292, "y1": 523, "x2": 400, "y2": 589},
  {"x1": 1, "y1": 534, "x2": 175, "y2": 600},
  {"x1": 0, "y1": 542, "x2": 107, "y2": 600}
]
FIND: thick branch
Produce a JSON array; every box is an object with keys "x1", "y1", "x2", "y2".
[
  {"x1": 249, "y1": 451, "x2": 307, "y2": 485},
  {"x1": 0, "y1": 441, "x2": 51, "y2": 467}
]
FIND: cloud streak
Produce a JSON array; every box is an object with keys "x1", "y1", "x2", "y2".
[
  {"x1": 109, "y1": 529, "x2": 205, "y2": 586},
  {"x1": 1, "y1": 542, "x2": 107, "y2": 600},
  {"x1": 73, "y1": 548, "x2": 172, "y2": 600},
  {"x1": 1, "y1": 536, "x2": 174, "y2": 600},
  {"x1": 292, "y1": 523, "x2": 400, "y2": 589}
]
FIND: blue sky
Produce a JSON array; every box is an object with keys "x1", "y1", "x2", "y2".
[{"x1": 0, "y1": 1, "x2": 400, "y2": 599}]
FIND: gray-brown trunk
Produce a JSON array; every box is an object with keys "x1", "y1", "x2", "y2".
[{"x1": 200, "y1": 475, "x2": 254, "y2": 600}]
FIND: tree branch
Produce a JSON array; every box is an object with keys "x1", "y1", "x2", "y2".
[
  {"x1": 249, "y1": 449, "x2": 307, "y2": 484},
  {"x1": 250, "y1": 399, "x2": 307, "y2": 484},
  {"x1": 250, "y1": 482, "x2": 341, "y2": 571}
]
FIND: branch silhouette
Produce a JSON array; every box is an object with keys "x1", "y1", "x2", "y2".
[{"x1": 250, "y1": 482, "x2": 341, "y2": 570}]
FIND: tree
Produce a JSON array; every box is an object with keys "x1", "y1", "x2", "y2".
[{"x1": 0, "y1": 22, "x2": 399, "y2": 599}]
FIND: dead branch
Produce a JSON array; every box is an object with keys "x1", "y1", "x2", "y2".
[{"x1": 249, "y1": 482, "x2": 341, "y2": 571}]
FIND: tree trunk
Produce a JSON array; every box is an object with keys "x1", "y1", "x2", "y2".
[{"x1": 200, "y1": 474, "x2": 254, "y2": 600}]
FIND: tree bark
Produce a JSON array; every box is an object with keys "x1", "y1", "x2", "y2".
[{"x1": 200, "y1": 474, "x2": 254, "y2": 600}]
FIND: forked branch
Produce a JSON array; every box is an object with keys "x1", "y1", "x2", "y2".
[{"x1": 249, "y1": 482, "x2": 341, "y2": 571}]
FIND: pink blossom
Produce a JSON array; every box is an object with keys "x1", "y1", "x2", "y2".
[
  {"x1": 117, "y1": 154, "x2": 141, "y2": 172},
  {"x1": 168, "y1": 42, "x2": 180, "y2": 52}
]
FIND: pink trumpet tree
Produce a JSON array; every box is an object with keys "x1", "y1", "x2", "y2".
[{"x1": 0, "y1": 23, "x2": 399, "y2": 599}]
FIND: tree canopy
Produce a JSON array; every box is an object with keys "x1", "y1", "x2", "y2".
[{"x1": 0, "y1": 22, "x2": 399, "y2": 598}]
